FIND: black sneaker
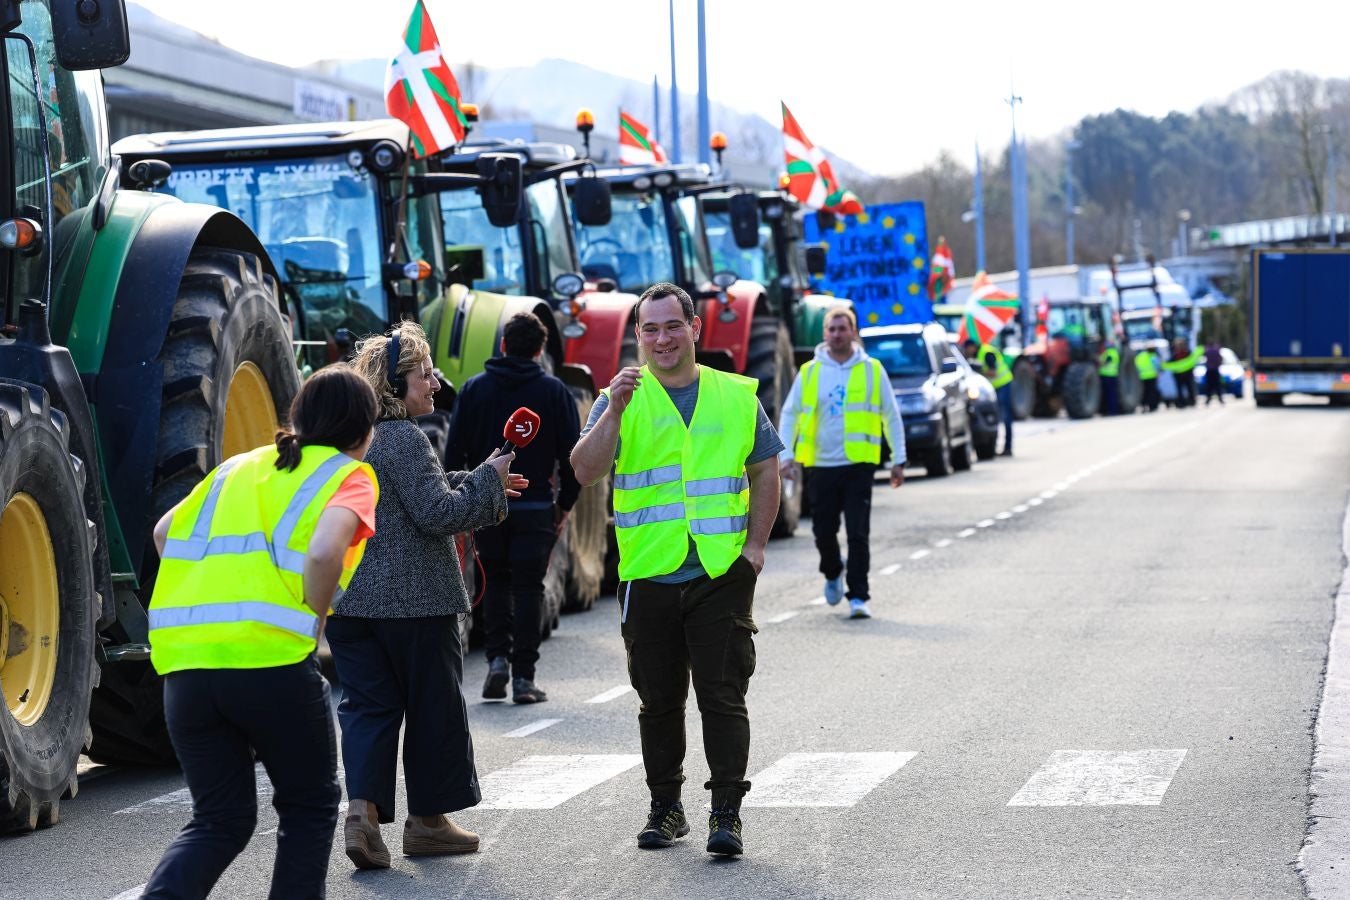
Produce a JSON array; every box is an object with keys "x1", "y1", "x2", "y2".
[
  {"x1": 482, "y1": 657, "x2": 509, "y2": 700},
  {"x1": 512, "y1": 677, "x2": 548, "y2": 704},
  {"x1": 636, "y1": 799, "x2": 689, "y2": 849},
  {"x1": 706, "y1": 807, "x2": 743, "y2": 856}
]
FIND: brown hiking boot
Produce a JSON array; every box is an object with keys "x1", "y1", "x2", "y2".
[
  {"x1": 344, "y1": 814, "x2": 391, "y2": 870},
  {"x1": 402, "y1": 815, "x2": 480, "y2": 856}
]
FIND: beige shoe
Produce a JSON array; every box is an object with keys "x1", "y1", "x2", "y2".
[
  {"x1": 344, "y1": 814, "x2": 391, "y2": 870},
  {"x1": 402, "y1": 815, "x2": 480, "y2": 856}
]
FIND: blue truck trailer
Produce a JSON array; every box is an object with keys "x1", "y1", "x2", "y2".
[{"x1": 1250, "y1": 247, "x2": 1350, "y2": 406}]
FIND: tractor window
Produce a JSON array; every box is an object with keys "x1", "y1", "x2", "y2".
[
  {"x1": 704, "y1": 207, "x2": 776, "y2": 286},
  {"x1": 154, "y1": 156, "x2": 387, "y2": 372},
  {"x1": 440, "y1": 187, "x2": 524, "y2": 294},
  {"x1": 575, "y1": 191, "x2": 674, "y2": 292},
  {"x1": 674, "y1": 195, "x2": 711, "y2": 287},
  {"x1": 5, "y1": 34, "x2": 50, "y2": 310},
  {"x1": 399, "y1": 192, "x2": 446, "y2": 316},
  {"x1": 526, "y1": 178, "x2": 574, "y2": 294}
]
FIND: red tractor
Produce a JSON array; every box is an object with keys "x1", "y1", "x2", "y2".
[{"x1": 1014, "y1": 297, "x2": 1140, "y2": 418}]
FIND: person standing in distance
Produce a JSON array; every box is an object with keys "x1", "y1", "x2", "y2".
[
  {"x1": 571, "y1": 282, "x2": 782, "y2": 857},
  {"x1": 964, "y1": 337, "x2": 1014, "y2": 455},
  {"x1": 778, "y1": 307, "x2": 905, "y2": 620},
  {"x1": 446, "y1": 312, "x2": 582, "y2": 704},
  {"x1": 142, "y1": 365, "x2": 380, "y2": 900}
]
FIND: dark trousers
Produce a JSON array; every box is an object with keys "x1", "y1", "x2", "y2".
[
  {"x1": 619, "y1": 556, "x2": 758, "y2": 809},
  {"x1": 1101, "y1": 375, "x2": 1119, "y2": 415},
  {"x1": 1175, "y1": 371, "x2": 1197, "y2": 407},
  {"x1": 996, "y1": 384, "x2": 1014, "y2": 452},
  {"x1": 326, "y1": 615, "x2": 480, "y2": 822},
  {"x1": 142, "y1": 659, "x2": 339, "y2": 900},
  {"x1": 477, "y1": 507, "x2": 557, "y2": 681},
  {"x1": 808, "y1": 462, "x2": 875, "y2": 601},
  {"x1": 1142, "y1": 378, "x2": 1160, "y2": 412},
  {"x1": 1204, "y1": 370, "x2": 1225, "y2": 403}
]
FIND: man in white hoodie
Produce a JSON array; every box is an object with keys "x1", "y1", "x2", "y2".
[{"x1": 778, "y1": 307, "x2": 906, "y2": 619}]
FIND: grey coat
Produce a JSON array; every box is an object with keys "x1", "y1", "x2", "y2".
[{"x1": 334, "y1": 419, "x2": 507, "y2": 619}]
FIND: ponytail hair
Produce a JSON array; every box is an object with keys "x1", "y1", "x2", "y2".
[{"x1": 274, "y1": 364, "x2": 380, "y2": 472}]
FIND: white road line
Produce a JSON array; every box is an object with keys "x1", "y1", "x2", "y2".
[
  {"x1": 957, "y1": 528, "x2": 976, "y2": 538},
  {"x1": 477, "y1": 754, "x2": 644, "y2": 810},
  {"x1": 1011, "y1": 505, "x2": 1029, "y2": 514},
  {"x1": 1008, "y1": 749, "x2": 1187, "y2": 806},
  {"x1": 765, "y1": 610, "x2": 801, "y2": 624},
  {"x1": 1040, "y1": 490, "x2": 1058, "y2": 499},
  {"x1": 909, "y1": 549, "x2": 930, "y2": 561},
  {"x1": 743, "y1": 752, "x2": 918, "y2": 807},
  {"x1": 1054, "y1": 481, "x2": 1070, "y2": 491},
  {"x1": 807, "y1": 597, "x2": 828, "y2": 606},
  {"x1": 976, "y1": 519, "x2": 995, "y2": 528},
  {"x1": 934, "y1": 539, "x2": 953, "y2": 549},
  {"x1": 503, "y1": 718, "x2": 563, "y2": 738},
  {"x1": 585, "y1": 685, "x2": 632, "y2": 704},
  {"x1": 106, "y1": 885, "x2": 146, "y2": 900},
  {"x1": 879, "y1": 563, "x2": 902, "y2": 576},
  {"x1": 1027, "y1": 497, "x2": 1044, "y2": 506},
  {"x1": 116, "y1": 766, "x2": 275, "y2": 815},
  {"x1": 994, "y1": 511, "x2": 1012, "y2": 520}
]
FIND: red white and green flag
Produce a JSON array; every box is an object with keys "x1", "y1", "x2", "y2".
[
  {"x1": 619, "y1": 110, "x2": 668, "y2": 165},
  {"x1": 781, "y1": 102, "x2": 864, "y2": 215},
  {"x1": 928, "y1": 236, "x2": 955, "y2": 301},
  {"x1": 958, "y1": 271, "x2": 1021, "y2": 344},
  {"x1": 384, "y1": 1, "x2": 467, "y2": 159}
]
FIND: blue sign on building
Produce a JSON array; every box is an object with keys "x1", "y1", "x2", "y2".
[{"x1": 803, "y1": 201, "x2": 931, "y2": 327}]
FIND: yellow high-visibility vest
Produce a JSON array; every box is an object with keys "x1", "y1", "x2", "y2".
[
  {"x1": 608, "y1": 365, "x2": 758, "y2": 581},
  {"x1": 980, "y1": 343, "x2": 1013, "y2": 388},
  {"x1": 793, "y1": 357, "x2": 885, "y2": 466},
  {"x1": 1135, "y1": 349, "x2": 1159, "y2": 380},
  {"x1": 149, "y1": 444, "x2": 376, "y2": 675},
  {"x1": 1099, "y1": 347, "x2": 1121, "y2": 378}
]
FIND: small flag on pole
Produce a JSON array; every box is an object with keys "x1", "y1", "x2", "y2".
[
  {"x1": 385, "y1": 1, "x2": 467, "y2": 158},
  {"x1": 781, "y1": 103, "x2": 864, "y2": 215},
  {"x1": 619, "y1": 110, "x2": 668, "y2": 165},
  {"x1": 957, "y1": 271, "x2": 1021, "y2": 344},
  {"x1": 928, "y1": 237, "x2": 955, "y2": 302}
]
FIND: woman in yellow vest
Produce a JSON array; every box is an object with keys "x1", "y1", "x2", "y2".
[{"x1": 142, "y1": 365, "x2": 380, "y2": 900}]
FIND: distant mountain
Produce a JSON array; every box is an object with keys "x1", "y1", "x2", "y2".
[{"x1": 307, "y1": 56, "x2": 873, "y2": 183}]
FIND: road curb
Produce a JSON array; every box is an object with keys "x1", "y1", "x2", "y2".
[{"x1": 1299, "y1": 495, "x2": 1350, "y2": 897}]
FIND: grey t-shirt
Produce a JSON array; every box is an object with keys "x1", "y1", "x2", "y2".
[{"x1": 582, "y1": 374, "x2": 784, "y2": 583}]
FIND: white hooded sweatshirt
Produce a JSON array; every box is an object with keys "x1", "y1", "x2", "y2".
[{"x1": 778, "y1": 342, "x2": 906, "y2": 468}]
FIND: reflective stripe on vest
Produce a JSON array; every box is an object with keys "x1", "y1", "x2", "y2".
[
  {"x1": 979, "y1": 343, "x2": 1013, "y2": 388},
  {"x1": 1135, "y1": 349, "x2": 1159, "y2": 380},
  {"x1": 793, "y1": 357, "x2": 885, "y2": 466},
  {"x1": 609, "y1": 366, "x2": 758, "y2": 580},
  {"x1": 149, "y1": 444, "x2": 376, "y2": 675},
  {"x1": 1099, "y1": 347, "x2": 1120, "y2": 378}
]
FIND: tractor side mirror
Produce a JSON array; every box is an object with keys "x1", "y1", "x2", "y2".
[
  {"x1": 476, "y1": 153, "x2": 523, "y2": 228},
  {"x1": 127, "y1": 158, "x2": 172, "y2": 191},
  {"x1": 805, "y1": 245, "x2": 827, "y2": 276},
  {"x1": 729, "y1": 193, "x2": 760, "y2": 250},
  {"x1": 573, "y1": 176, "x2": 612, "y2": 226},
  {"x1": 51, "y1": 0, "x2": 131, "y2": 70}
]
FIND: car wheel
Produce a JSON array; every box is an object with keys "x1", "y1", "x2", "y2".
[{"x1": 927, "y1": 421, "x2": 953, "y2": 478}]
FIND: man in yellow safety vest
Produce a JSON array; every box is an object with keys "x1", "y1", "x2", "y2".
[
  {"x1": 964, "y1": 339, "x2": 1015, "y2": 455},
  {"x1": 1136, "y1": 346, "x2": 1161, "y2": 412},
  {"x1": 571, "y1": 282, "x2": 782, "y2": 858},
  {"x1": 1099, "y1": 345, "x2": 1121, "y2": 415},
  {"x1": 780, "y1": 307, "x2": 905, "y2": 621}
]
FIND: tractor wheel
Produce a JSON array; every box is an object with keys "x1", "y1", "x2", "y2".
[
  {"x1": 1062, "y1": 362, "x2": 1101, "y2": 419},
  {"x1": 0, "y1": 383, "x2": 99, "y2": 832},
  {"x1": 745, "y1": 317, "x2": 799, "y2": 537},
  {"x1": 1010, "y1": 358, "x2": 1035, "y2": 421},
  {"x1": 90, "y1": 247, "x2": 300, "y2": 766},
  {"x1": 926, "y1": 420, "x2": 954, "y2": 478},
  {"x1": 1116, "y1": 351, "x2": 1142, "y2": 413},
  {"x1": 561, "y1": 384, "x2": 605, "y2": 612}
]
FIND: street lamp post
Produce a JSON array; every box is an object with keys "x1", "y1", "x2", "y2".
[
  {"x1": 1064, "y1": 139, "x2": 1081, "y2": 266},
  {"x1": 1009, "y1": 93, "x2": 1032, "y2": 342},
  {"x1": 963, "y1": 141, "x2": 986, "y2": 272},
  {"x1": 668, "y1": 0, "x2": 681, "y2": 163},
  {"x1": 1177, "y1": 209, "x2": 1191, "y2": 258},
  {"x1": 696, "y1": 0, "x2": 710, "y2": 167}
]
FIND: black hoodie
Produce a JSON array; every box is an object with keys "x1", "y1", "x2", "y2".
[{"x1": 446, "y1": 355, "x2": 581, "y2": 512}]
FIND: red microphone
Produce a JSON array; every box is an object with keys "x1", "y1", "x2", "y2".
[{"x1": 500, "y1": 407, "x2": 541, "y2": 454}]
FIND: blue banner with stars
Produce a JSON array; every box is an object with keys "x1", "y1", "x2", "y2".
[{"x1": 802, "y1": 201, "x2": 931, "y2": 327}]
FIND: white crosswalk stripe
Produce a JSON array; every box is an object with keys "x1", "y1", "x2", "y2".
[
  {"x1": 742, "y1": 752, "x2": 917, "y2": 808},
  {"x1": 477, "y1": 754, "x2": 644, "y2": 810},
  {"x1": 1008, "y1": 749, "x2": 1187, "y2": 806}
]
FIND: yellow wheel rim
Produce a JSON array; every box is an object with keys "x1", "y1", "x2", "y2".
[
  {"x1": 0, "y1": 492, "x2": 60, "y2": 726},
  {"x1": 222, "y1": 361, "x2": 280, "y2": 459}
]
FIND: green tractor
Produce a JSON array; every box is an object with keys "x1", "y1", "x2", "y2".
[{"x1": 0, "y1": 1, "x2": 303, "y2": 830}]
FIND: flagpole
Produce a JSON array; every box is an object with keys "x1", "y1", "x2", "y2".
[
  {"x1": 696, "y1": 0, "x2": 710, "y2": 167},
  {"x1": 653, "y1": 76, "x2": 662, "y2": 149},
  {"x1": 389, "y1": 127, "x2": 416, "y2": 321},
  {"x1": 668, "y1": 0, "x2": 681, "y2": 164},
  {"x1": 973, "y1": 142, "x2": 986, "y2": 272}
]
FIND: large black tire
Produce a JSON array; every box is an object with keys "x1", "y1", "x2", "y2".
[
  {"x1": 90, "y1": 247, "x2": 300, "y2": 766},
  {"x1": 926, "y1": 420, "x2": 954, "y2": 478},
  {"x1": 1062, "y1": 362, "x2": 1101, "y2": 419},
  {"x1": 561, "y1": 384, "x2": 605, "y2": 612},
  {"x1": 974, "y1": 435, "x2": 998, "y2": 461},
  {"x1": 745, "y1": 317, "x2": 799, "y2": 537},
  {"x1": 1254, "y1": 393, "x2": 1282, "y2": 408},
  {"x1": 950, "y1": 433, "x2": 973, "y2": 471},
  {"x1": 1010, "y1": 358, "x2": 1035, "y2": 421},
  {"x1": 0, "y1": 383, "x2": 99, "y2": 832},
  {"x1": 1115, "y1": 350, "x2": 1142, "y2": 414}
]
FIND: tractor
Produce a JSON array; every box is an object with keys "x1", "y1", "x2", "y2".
[
  {"x1": 0, "y1": 0, "x2": 306, "y2": 830},
  {"x1": 112, "y1": 124, "x2": 611, "y2": 622},
  {"x1": 1015, "y1": 297, "x2": 1140, "y2": 419}
]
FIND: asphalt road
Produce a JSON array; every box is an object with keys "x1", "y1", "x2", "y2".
[{"x1": 7, "y1": 398, "x2": 1350, "y2": 900}]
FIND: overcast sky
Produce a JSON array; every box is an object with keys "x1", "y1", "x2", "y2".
[{"x1": 135, "y1": 0, "x2": 1347, "y2": 175}]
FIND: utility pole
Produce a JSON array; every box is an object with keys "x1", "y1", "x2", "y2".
[
  {"x1": 1064, "y1": 139, "x2": 1080, "y2": 266},
  {"x1": 1009, "y1": 91, "x2": 1032, "y2": 343},
  {"x1": 973, "y1": 142, "x2": 986, "y2": 272},
  {"x1": 1326, "y1": 125, "x2": 1339, "y2": 247},
  {"x1": 653, "y1": 76, "x2": 662, "y2": 149},
  {"x1": 696, "y1": 0, "x2": 710, "y2": 167},
  {"x1": 668, "y1": 0, "x2": 681, "y2": 163}
]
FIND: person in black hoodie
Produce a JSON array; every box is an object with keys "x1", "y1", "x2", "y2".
[{"x1": 446, "y1": 312, "x2": 581, "y2": 703}]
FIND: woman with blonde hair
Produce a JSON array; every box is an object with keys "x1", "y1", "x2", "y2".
[{"x1": 329, "y1": 321, "x2": 521, "y2": 869}]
